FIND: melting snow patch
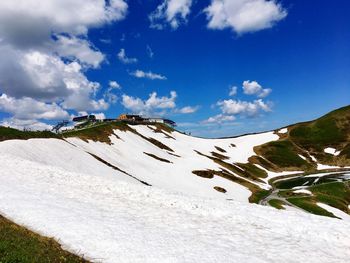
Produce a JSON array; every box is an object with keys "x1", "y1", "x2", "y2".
[
  {"x1": 254, "y1": 164, "x2": 302, "y2": 182},
  {"x1": 298, "y1": 154, "x2": 307, "y2": 160},
  {"x1": 293, "y1": 189, "x2": 312, "y2": 195},
  {"x1": 317, "y1": 163, "x2": 341, "y2": 170},
  {"x1": 324, "y1": 147, "x2": 340, "y2": 156},
  {"x1": 317, "y1": 203, "x2": 350, "y2": 222},
  {"x1": 309, "y1": 154, "x2": 317, "y2": 162},
  {"x1": 277, "y1": 128, "x2": 288, "y2": 134},
  {"x1": 304, "y1": 171, "x2": 347, "y2": 178}
]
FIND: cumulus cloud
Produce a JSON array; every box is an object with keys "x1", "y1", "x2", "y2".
[
  {"x1": 258, "y1": 87, "x2": 272, "y2": 98},
  {"x1": 242, "y1": 80, "x2": 272, "y2": 98},
  {"x1": 117, "y1": 48, "x2": 138, "y2": 64},
  {"x1": 229, "y1": 86, "x2": 237, "y2": 96},
  {"x1": 176, "y1": 106, "x2": 199, "y2": 114},
  {"x1": 121, "y1": 91, "x2": 177, "y2": 115},
  {"x1": 147, "y1": 45, "x2": 154, "y2": 58},
  {"x1": 0, "y1": 47, "x2": 67, "y2": 100},
  {"x1": 205, "y1": 83, "x2": 273, "y2": 124},
  {"x1": 217, "y1": 99, "x2": 272, "y2": 116},
  {"x1": 92, "y1": 112, "x2": 106, "y2": 120},
  {"x1": 0, "y1": 118, "x2": 53, "y2": 131},
  {"x1": 109, "y1": 81, "x2": 121, "y2": 89},
  {"x1": 53, "y1": 35, "x2": 105, "y2": 68},
  {"x1": 149, "y1": 0, "x2": 192, "y2": 29},
  {"x1": 0, "y1": 0, "x2": 127, "y2": 46},
  {"x1": 205, "y1": 0, "x2": 287, "y2": 34},
  {"x1": 103, "y1": 81, "x2": 121, "y2": 104},
  {"x1": 0, "y1": 0, "x2": 127, "y2": 128},
  {"x1": 130, "y1": 70, "x2": 167, "y2": 80},
  {"x1": 204, "y1": 114, "x2": 236, "y2": 123},
  {"x1": 0, "y1": 94, "x2": 69, "y2": 120}
]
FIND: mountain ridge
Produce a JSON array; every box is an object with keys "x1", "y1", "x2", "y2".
[
  {"x1": 0, "y1": 105, "x2": 350, "y2": 262},
  {"x1": 0, "y1": 105, "x2": 349, "y2": 214}
]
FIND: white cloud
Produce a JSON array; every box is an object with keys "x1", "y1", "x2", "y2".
[
  {"x1": 176, "y1": 106, "x2": 199, "y2": 114},
  {"x1": 242, "y1": 80, "x2": 262, "y2": 95},
  {"x1": 229, "y1": 86, "x2": 237, "y2": 96},
  {"x1": 92, "y1": 112, "x2": 106, "y2": 120},
  {"x1": 0, "y1": 118, "x2": 53, "y2": 131},
  {"x1": 130, "y1": 70, "x2": 167, "y2": 80},
  {"x1": 104, "y1": 81, "x2": 121, "y2": 104},
  {"x1": 0, "y1": 94, "x2": 69, "y2": 120},
  {"x1": 117, "y1": 48, "x2": 138, "y2": 64},
  {"x1": 149, "y1": 0, "x2": 192, "y2": 29},
  {"x1": 53, "y1": 35, "x2": 105, "y2": 68},
  {"x1": 204, "y1": 98, "x2": 272, "y2": 124},
  {"x1": 147, "y1": 45, "x2": 154, "y2": 58},
  {"x1": 242, "y1": 80, "x2": 272, "y2": 98},
  {"x1": 0, "y1": 49, "x2": 109, "y2": 112},
  {"x1": 121, "y1": 91, "x2": 177, "y2": 115},
  {"x1": 0, "y1": 0, "x2": 128, "y2": 46},
  {"x1": 31, "y1": 54, "x2": 109, "y2": 111},
  {"x1": 109, "y1": 81, "x2": 121, "y2": 89},
  {"x1": 204, "y1": 114, "x2": 236, "y2": 123},
  {"x1": 100, "y1": 38, "x2": 112, "y2": 44},
  {"x1": 217, "y1": 99, "x2": 272, "y2": 116},
  {"x1": 0, "y1": 0, "x2": 127, "y2": 125},
  {"x1": 258, "y1": 88, "x2": 272, "y2": 98},
  {"x1": 205, "y1": 0, "x2": 287, "y2": 34}
]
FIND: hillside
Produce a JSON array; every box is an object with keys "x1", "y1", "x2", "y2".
[
  {"x1": 0, "y1": 106, "x2": 350, "y2": 262},
  {"x1": 0, "y1": 106, "x2": 349, "y2": 208},
  {"x1": 255, "y1": 105, "x2": 350, "y2": 171}
]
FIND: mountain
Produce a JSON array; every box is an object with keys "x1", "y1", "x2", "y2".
[{"x1": 0, "y1": 106, "x2": 349, "y2": 262}]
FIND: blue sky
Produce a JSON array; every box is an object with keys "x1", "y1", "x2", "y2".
[{"x1": 0, "y1": 0, "x2": 349, "y2": 137}]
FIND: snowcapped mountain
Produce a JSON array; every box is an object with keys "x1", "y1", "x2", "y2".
[{"x1": 0, "y1": 105, "x2": 350, "y2": 262}]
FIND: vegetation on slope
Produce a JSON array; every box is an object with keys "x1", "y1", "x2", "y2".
[
  {"x1": 269, "y1": 172, "x2": 350, "y2": 218},
  {"x1": 255, "y1": 140, "x2": 313, "y2": 171},
  {"x1": 63, "y1": 122, "x2": 175, "y2": 152},
  {"x1": 254, "y1": 105, "x2": 350, "y2": 171},
  {"x1": 287, "y1": 197, "x2": 335, "y2": 217},
  {"x1": 0, "y1": 126, "x2": 60, "y2": 141},
  {"x1": 63, "y1": 121, "x2": 130, "y2": 144},
  {"x1": 0, "y1": 215, "x2": 88, "y2": 263},
  {"x1": 268, "y1": 199, "x2": 286, "y2": 210},
  {"x1": 192, "y1": 167, "x2": 270, "y2": 203},
  {"x1": 290, "y1": 106, "x2": 350, "y2": 150}
]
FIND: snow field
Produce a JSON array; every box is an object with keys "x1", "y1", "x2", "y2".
[
  {"x1": 66, "y1": 125, "x2": 280, "y2": 201},
  {"x1": 0, "y1": 153, "x2": 350, "y2": 263}
]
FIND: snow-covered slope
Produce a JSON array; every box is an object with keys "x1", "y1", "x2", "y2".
[
  {"x1": 65, "y1": 125, "x2": 281, "y2": 201},
  {"x1": 0, "y1": 125, "x2": 284, "y2": 202},
  {"x1": 0, "y1": 152, "x2": 349, "y2": 263}
]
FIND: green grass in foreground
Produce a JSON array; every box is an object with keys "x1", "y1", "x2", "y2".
[{"x1": 0, "y1": 215, "x2": 88, "y2": 263}]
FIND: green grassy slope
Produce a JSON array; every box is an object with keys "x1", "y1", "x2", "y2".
[
  {"x1": 0, "y1": 127, "x2": 60, "y2": 141},
  {"x1": 254, "y1": 105, "x2": 350, "y2": 171},
  {"x1": 270, "y1": 172, "x2": 350, "y2": 218},
  {"x1": 0, "y1": 215, "x2": 88, "y2": 263}
]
